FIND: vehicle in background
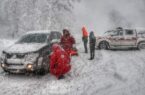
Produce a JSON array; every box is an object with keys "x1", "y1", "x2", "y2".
[
  {"x1": 0, "y1": 30, "x2": 61, "y2": 74},
  {"x1": 96, "y1": 27, "x2": 145, "y2": 50}
]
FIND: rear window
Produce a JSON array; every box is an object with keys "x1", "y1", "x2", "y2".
[
  {"x1": 125, "y1": 30, "x2": 134, "y2": 35},
  {"x1": 138, "y1": 31, "x2": 145, "y2": 34},
  {"x1": 138, "y1": 31, "x2": 145, "y2": 38}
]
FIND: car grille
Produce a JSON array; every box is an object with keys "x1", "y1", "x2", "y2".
[
  {"x1": 6, "y1": 53, "x2": 13, "y2": 59},
  {"x1": 16, "y1": 54, "x2": 25, "y2": 59},
  {"x1": 7, "y1": 64, "x2": 24, "y2": 66},
  {"x1": 6, "y1": 53, "x2": 25, "y2": 59}
]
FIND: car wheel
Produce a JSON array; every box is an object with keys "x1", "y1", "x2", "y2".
[
  {"x1": 99, "y1": 42, "x2": 108, "y2": 50},
  {"x1": 41, "y1": 57, "x2": 49, "y2": 74},
  {"x1": 138, "y1": 42, "x2": 145, "y2": 50},
  {"x1": 3, "y1": 69, "x2": 10, "y2": 74},
  {"x1": 43, "y1": 59, "x2": 49, "y2": 73}
]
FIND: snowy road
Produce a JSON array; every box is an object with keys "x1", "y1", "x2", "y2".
[{"x1": 0, "y1": 40, "x2": 145, "y2": 95}]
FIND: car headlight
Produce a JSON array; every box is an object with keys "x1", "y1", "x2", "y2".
[
  {"x1": 24, "y1": 53, "x2": 39, "y2": 63},
  {"x1": 1, "y1": 63, "x2": 5, "y2": 68},
  {"x1": 27, "y1": 64, "x2": 33, "y2": 69},
  {"x1": 0, "y1": 53, "x2": 6, "y2": 63}
]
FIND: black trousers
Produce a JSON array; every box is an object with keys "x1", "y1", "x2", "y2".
[
  {"x1": 83, "y1": 42, "x2": 88, "y2": 53},
  {"x1": 90, "y1": 47, "x2": 95, "y2": 59}
]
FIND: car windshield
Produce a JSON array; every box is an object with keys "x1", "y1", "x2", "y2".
[{"x1": 17, "y1": 33, "x2": 49, "y2": 43}]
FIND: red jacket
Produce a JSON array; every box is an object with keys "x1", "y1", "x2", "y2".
[
  {"x1": 82, "y1": 26, "x2": 88, "y2": 37},
  {"x1": 61, "y1": 35, "x2": 75, "y2": 50},
  {"x1": 50, "y1": 44, "x2": 71, "y2": 78}
]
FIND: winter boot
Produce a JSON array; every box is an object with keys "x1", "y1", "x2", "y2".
[
  {"x1": 58, "y1": 75, "x2": 65, "y2": 80},
  {"x1": 88, "y1": 57, "x2": 93, "y2": 60}
]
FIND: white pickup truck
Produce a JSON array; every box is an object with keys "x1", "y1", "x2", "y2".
[{"x1": 96, "y1": 28, "x2": 145, "y2": 50}]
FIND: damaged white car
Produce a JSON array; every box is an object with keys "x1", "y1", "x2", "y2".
[{"x1": 0, "y1": 30, "x2": 61, "y2": 74}]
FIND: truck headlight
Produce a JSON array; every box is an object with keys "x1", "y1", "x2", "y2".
[{"x1": 25, "y1": 53, "x2": 39, "y2": 63}]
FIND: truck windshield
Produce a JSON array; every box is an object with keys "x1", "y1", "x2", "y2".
[
  {"x1": 17, "y1": 33, "x2": 49, "y2": 43},
  {"x1": 104, "y1": 30, "x2": 119, "y2": 36},
  {"x1": 104, "y1": 30, "x2": 124, "y2": 36}
]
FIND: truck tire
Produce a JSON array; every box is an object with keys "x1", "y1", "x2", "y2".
[
  {"x1": 138, "y1": 42, "x2": 145, "y2": 50},
  {"x1": 99, "y1": 41, "x2": 109, "y2": 50}
]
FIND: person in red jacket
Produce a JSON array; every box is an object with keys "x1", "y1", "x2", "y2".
[
  {"x1": 82, "y1": 26, "x2": 89, "y2": 53},
  {"x1": 49, "y1": 44, "x2": 71, "y2": 79},
  {"x1": 60, "y1": 29, "x2": 77, "y2": 56}
]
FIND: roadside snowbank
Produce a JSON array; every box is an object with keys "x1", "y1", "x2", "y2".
[{"x1": 0, "y1": 39, "x2": 15, "y2": 54}]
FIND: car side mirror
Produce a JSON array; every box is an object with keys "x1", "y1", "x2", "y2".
[{"x1": 50, "y1": 39, "x2": 60, "y2": 44}]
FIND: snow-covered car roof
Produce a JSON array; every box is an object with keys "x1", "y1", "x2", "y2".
[{"x1": 26, "y1": 30, "x2": 59, "y2": 34}]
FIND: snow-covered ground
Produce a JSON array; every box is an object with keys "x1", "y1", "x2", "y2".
[{"x1": 0, "y1": 39, "x2": 145, "y2": 95}]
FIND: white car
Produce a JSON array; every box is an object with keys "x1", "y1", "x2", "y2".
[
  {"x1": 0, "y1": 30, "x2": 61, "y2": 74},
  {"x1": 96, "y1": 28, "x2": 145, "y2": 50}
]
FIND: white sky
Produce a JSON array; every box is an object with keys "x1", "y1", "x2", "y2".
[{"x1": 73, "y1": 0, "x2": 145, "y2": 35}]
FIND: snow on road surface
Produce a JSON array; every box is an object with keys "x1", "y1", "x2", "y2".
[{"x1": 0, "y1": 39, "x2": 145, "y2": 95}]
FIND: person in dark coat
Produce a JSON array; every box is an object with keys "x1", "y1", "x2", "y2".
[
  {"x1": 89, "y1": 31, "x2": 96, "y2": 60},
  {"x1": 82, "y1": 26, "x2": 88, "y2": 53}
]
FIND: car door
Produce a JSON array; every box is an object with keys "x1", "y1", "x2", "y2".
[{"x1": 121, "y1": 29, "x2": 137, "y2": 46}]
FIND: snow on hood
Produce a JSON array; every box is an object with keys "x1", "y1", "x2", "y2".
[{"x1": 4, "y1": 43, "x2": 48, "y2": 54}]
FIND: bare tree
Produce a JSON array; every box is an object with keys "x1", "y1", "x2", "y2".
[{"x1": 0, "y1": 0, "x2": 80, "y2": 37}]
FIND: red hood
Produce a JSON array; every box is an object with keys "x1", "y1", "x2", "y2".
[{"x1": 52, "y1": 44, "x2": 61, "y2": 52}]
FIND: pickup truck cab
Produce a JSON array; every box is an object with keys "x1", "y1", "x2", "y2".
[
  {"x1": 0, "y1": 30, "x2": 61, "y2": 74},
  {"x1": 96, "y1": 28, "x2": 145, "y2": 50}
]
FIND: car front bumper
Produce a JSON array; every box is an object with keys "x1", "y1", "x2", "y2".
[{"x1": 1, "y1": 62, "x2": 36, "y2": 73}]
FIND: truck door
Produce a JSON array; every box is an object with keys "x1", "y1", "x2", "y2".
[
  {"x1": 109, "y1": 30, "x2": 122, "y2": 46},
  {"x1": 121, "y1": 29, "x2": 137, "y2": 46}
]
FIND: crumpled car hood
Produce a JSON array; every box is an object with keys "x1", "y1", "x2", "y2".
[{"x1": 4, "y1": 43, "x2": 47, "y2": 54}]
